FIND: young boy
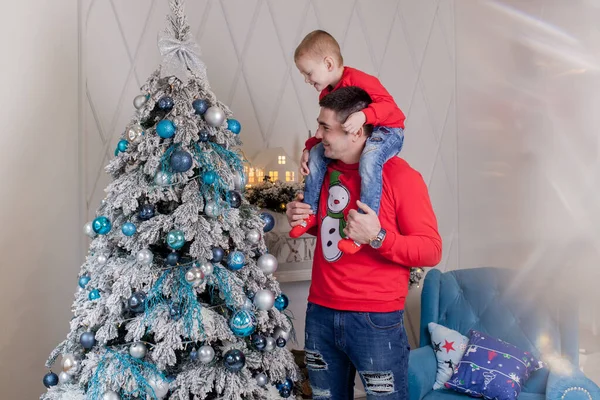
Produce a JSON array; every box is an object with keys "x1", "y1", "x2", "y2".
[{"x1": 289, "y1": 30, "x2": 406, "y2": 255}]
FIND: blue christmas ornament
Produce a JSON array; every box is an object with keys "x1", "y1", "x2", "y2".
[
  {"x1": 117, "y1": 139, "x2": 129, "y2": 152},
  {"x1": 156, "y1": 120, "x2": 176, "y2": 139},
  {"x1": 280, "y1": 388, "x2": 292, "y2": 398},
  {"x1": 166, "y1": 229, "x2": 185, "y2": 250},
  {"x1": 228, "y1": 190, "x2": 242, "y2": 208},
  {"x1": 88, "y1": 289, "x2": 100, "y2": 300},
  {"x1": 166, "y1": 252, "x2": 180, "y2": 266},
  {"x1": 276, "y1": 337, "x2": 287, "y2": 347},
  {"x1": 170, "y1": 150, "x2": 193, "y2": 173},
  {"x1": 121, "y1": 222, "x2": 136, "y2": 236},
  {"x1": 158, "y1": 96, "x2": 174, "y2": 111},
  {"x1": 80, "y1": 332, "x2": 96, "y2": 349},
  {"x1": 229, "y1": 310, "x2": 257, "y2": 337},
  {"x1": 43, "y1": 372, "x2": 59, "y2": 388},
  {"x1": 227, "y1": 119, "x2": 241, "y2": 134},
  {"x1": 274, "y1": 294, "x2": 289, "y2": 311},
  {"x1": 199, "y1": 129, "x2": 209, "y2": 142},
  {"x1": 223, "y1": 349, "x2": 246, "y2": 372},
  {"x1": 202, "y1": 171, "x2": 217, "y2": 185},
  {"x1": 128, "y1": 291, "x2": 147, "y2": 313},
  {"x1": 227, "y1": 251, "x2": 245, "y2": 271},
  {"x1": 92, "y1": 216, "x2": 112, "y2": 235},
  {"x1": 192, "y1": 99, "x2": 208, "y2": 115},
  {"x1": 78, "y1": 275, "x2": 91, "y2": 289},
  {"x1": 138, "y1": 204, "x2": 155, "y2": 220},
  {"x1": 276, "y1": 378, "x2": 294, "y2": 391},
  {"x1": 169, "y1": 303, "x2": 181, "y2": 321},
  {"x1": 190, "y1": 348, "x2": 198, "y2": 361},
  {"x1": 211, "y1": 247, "x2": 225, "y2": 263},
  {"x1": 251, "y1": 334, "x2": 267, "y2": 351},
  {"x1": 260, "y1": 212, "x2": 275, "y2": 232}
]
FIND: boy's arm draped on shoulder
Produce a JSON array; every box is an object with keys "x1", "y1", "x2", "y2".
[{"x1": 347, "y1": 68, "x2": 400, "y2": 126}]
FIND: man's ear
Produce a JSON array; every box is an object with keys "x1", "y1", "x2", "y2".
[{"x1": 352, "y1": 126, "x2": 365, "y2": 142}]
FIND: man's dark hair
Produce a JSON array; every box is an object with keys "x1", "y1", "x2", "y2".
[{"x1": 319, "y1": 86, "x2": 374, "y2": 135}]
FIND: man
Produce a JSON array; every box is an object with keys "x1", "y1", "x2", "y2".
[{"x1": 286, "y1": 87, "x2": 442, "y2": 399}]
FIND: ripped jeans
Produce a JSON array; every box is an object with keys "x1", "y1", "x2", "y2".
[{"x1": 304, "y1": 303, "x2": 410, "y2": 399}]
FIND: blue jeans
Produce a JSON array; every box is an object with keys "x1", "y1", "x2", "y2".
[
  {"x1": 304, "y1": 127, "x2": 404, "y2": 215},
  {"x1": 304, "y1": 303, "x2": 410, "y2": 399}
]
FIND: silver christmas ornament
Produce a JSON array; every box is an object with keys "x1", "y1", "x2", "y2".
[
  {"x1": 273, "y1": 326, "x2": 290, "y2": 341},
  {"x1": 136, "y1": 249, "x2": 154, "y2": 266},
  {"x1": 148, "y1": 377, "x2": 169, "y2": 399},
  {"x1": 246, "y1": 229, "x2": 261, "y2": 245},
  {"x1": 257, "y1": 253, "x2": 278, "y2": 275},
  {"x1": 242, "y1": 297, "x2": 253, "y2": 311},
  {"x1": 58, "y1": 371, "x2": 72, "y2": 384},
  {"x1": 255, "y1": 372, "x2": 268, "y2": 386},
  {"x1": 204, "y1": 106, "x2": 225, "y2": 127},
  {"x1": 173, "y1": 116, "x2": 184, "y2": 128},
  {"x1": 198, "y1": 345, "x2": 215, "y2": 364},
  {"x1": 102, "y1": 391, "x2": 120, "y2": 400},
  {"x1": 133, "y1": 94, "x2": 148, "y2": 109},
  {"x1": 83, "y1": 222, "x2": 96, "y2": 238},
  {"x1": 265, "y1": 337, "x2": 276, "y2": 352},
  {"x1": 204, "y1": 201, "x2": 219, "y2": 218},
  {"x1": 129, "y1": 342, "x2": 147, "y2": 359},
  {"x1": 96, "y1": 254, "x2": 108, "y2": 266},
  {"x1": 155, "y1": 171, "x2": 171, "y2": 186},
  {"x1": 62, "y1": 354, "x2": 76, "y2": 373},
  {"x1": 185, "y1": 269, "x2": 197, "y2": 283},
  {"x1": 232, "y1": 171, "x2": 246, "y2": 191},
  {"x1": 253, "y1": 289, "x2": 275, "y2": 311},
  {"x1": 199, "y1": 261, "x2": 213, "y2": 276},
  {"x1": 126, "y1": 124, "x2": 144, "y2": 144}
]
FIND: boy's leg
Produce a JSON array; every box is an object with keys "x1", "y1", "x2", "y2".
[
  {"x1": 290, "y1": 143, "x2": 329, "y2": 238},
  {"x1": 345, "y1": 310, "x2": 410, "y2": 399},
  {"x1": 358, "y1": 127, "x2": 404, "y2": 215},
  {"x1": 305, "y1": 303, "x2": 357, "y2": 399},
  {"x1": 338, "y1": 128, "x2": 404, "y2": 254}
]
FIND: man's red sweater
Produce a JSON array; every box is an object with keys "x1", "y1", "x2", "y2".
[
  {"x1": 305, "y1": 66, "x2": 406, "y2": 150},
  {"x1": 308, "y1": 158, "x2": 442, "y2": 312}
]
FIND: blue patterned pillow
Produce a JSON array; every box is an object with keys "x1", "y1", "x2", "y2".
[{"x1": 445, "y1": 330, "x2": 544, "y2": 400}]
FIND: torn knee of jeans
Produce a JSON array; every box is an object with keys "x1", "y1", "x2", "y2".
[
  {"x1": 305, "y1": 349, "x2": 328, "y2": 371},
  {"x1": 312, "y1": 387, "x2": 331, "y2": 399},
  {"x1": 360, "y1": 370, "x2": 395, "y2": 395}
]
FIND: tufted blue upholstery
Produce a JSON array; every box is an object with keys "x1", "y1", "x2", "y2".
[{"x1": 408, "y1": 267, "x2": 600, "y2": 400}]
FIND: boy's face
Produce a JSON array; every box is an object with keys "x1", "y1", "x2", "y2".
[{"x1": 295, "y1": 55, "x2": 335, "y2": 92}]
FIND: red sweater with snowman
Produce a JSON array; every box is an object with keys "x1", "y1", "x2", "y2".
[{"x1": 308, "y1": 158, "x2": 442, "y2": 312}]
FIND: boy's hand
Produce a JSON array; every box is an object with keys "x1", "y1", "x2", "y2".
[
  {"x1": 343, "y1": 111, "x2": 367, "y2": 135},
  {"x1": 301, "y1": 149, "x2": 310, "y2": 176}
]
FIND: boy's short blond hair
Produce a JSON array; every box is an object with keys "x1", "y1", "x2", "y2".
[{"x1": 294, "y1": 30, "x2": 343, "y2": 66}]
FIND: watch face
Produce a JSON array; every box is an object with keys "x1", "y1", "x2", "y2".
[{"x1": 370, "y1": 238, "x2": 382, "y2": 249}]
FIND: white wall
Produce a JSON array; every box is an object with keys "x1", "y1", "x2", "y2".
[
  {"x1": 81, "y1": 0, "x2": 457, "y2": 352},
  {"x1": 456, "y1": 0, "x2": 600, "y2": 381},
  {"x1": 0, "y1": 1, "x2": 79, "y2": 398}
]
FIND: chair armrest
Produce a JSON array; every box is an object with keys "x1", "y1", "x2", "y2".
[
  {"x1": 546, "y1": 365, "x2": 600, "y2": 400},
  {"x1": 408, "y1": 345, "x2": 438, "y2": 400}
]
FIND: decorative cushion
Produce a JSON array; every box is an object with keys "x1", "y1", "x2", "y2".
[
  {"x1": 445, "y1": 330, "x2": 544, "y2": 400},
  {"x1": 428, "y1": 322, "x2": 470, "y2": 390}
]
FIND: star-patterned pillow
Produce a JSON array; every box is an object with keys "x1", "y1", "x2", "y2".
[
  {"x1": 445, "y1": 330, "x2": 544, "y2": 400},
  {"x1": 427, "y1": 322, "x2": 470, "y2": 390}
]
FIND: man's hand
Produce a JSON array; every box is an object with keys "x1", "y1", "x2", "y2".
[
  {"x1": 342, "y1": 111, "x2": 367, "y2": 135},
  {"x1": 300, "y1": 149, "x2": 310, "y2": 176},
  {"x1": 285, "y1": 193, "x2": 314, "y2": 227},
  {"x1": 343, "y1": 201, "x2": 381, "y2": 244}
]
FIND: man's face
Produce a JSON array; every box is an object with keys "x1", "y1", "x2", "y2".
[{"x1": 315, "y1": 108, "x2": 353, "y2": 160}]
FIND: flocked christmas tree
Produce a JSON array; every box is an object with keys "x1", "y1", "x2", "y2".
[{"x1": 41, "y1": 2, "x2": 299, "y2": 399}]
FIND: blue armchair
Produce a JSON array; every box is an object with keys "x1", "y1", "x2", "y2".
[{"x1": 408, "y1": 267, "x2": 600, "y2": 400}]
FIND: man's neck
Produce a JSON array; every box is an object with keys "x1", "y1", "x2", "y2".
[{"x1": 338, "y1": 144, "x2": 364, "y2": 164}]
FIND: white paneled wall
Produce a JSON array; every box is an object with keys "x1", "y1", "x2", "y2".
[{"x1": 81, "y1": 0, "x2": 456, "y2": 351}]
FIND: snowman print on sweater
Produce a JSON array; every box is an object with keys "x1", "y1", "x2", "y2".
[{"x1": 320, "y1": 170, "x2": 351, "y2": 262}]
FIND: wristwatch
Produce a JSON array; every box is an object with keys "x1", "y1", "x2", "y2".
[{"x1": 369, "y1": 228, "x2": 387, "y2": 249}]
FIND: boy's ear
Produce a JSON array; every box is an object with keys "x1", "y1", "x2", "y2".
[{"x1": 324, "y1": 56, "x2": 335, "y2": 71}]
